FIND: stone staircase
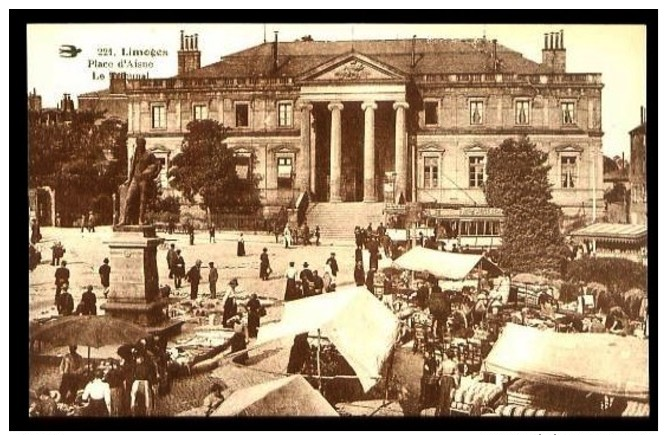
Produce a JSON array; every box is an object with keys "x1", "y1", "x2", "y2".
[{"x1": 306, "y1": 202, "x2": 387, "y2": 241}]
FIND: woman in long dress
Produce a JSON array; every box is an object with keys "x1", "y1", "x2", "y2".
[
  {"x1": 259, "y1": 248, "x2": 270, "y2": 280},
  {"x1": 283, "y1": 225, "x2": 292, "y2": 249},
  {"x1": 237, "y1": 233, "x2": 246, "y2": 257}
]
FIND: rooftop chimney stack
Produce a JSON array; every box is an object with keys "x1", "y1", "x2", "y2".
[
  {"x1": 542, "y1": 29, "x2": 566, "y2": 73},
  {"x1": 178, "y1": 31, "x2": 201, "y2": 75},
  {"x1": 273, "y1": 31, "x2": 279, "y2": 73},
  {"x1": 411, "y1": 35, "x2": 416, "y2": 68}
]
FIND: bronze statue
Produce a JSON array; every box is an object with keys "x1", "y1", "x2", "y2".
[{"x1": 121, "y1": 136, "x2": 161, "y2": 225}]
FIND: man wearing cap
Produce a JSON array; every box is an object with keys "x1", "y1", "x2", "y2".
[
  {"x1": 186, "y1": 260, "x2": 202, "y2": 300},
  {"x1": 99, "y1": 258, "x2": 111, "y2": 298},
  {"x1": 208, "y1": 262, "x2": 218, "y2": 299},
  {"x1": 325, "y1": 252, "x2": 339, "y2": 280},
  {"x1": 299, "y1": 262, "x2": 314, "y2": 297}
]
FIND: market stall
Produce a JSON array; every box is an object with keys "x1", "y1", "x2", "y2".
[{"x1": 570, "y1": 223, "x2": 647, "y2": 263}]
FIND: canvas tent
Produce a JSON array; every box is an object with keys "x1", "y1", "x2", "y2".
[
  {"x1": 256, "y1": 286, "x2": 400, "y2": 392},
  {"x1": 483, "y1": 323, "x2": 649, "y2": 400},
  {"x1": 211, "y1": 375, "x2": 339, "y2": 417},
  {"x1": 392, "y1": 246, "x2": 503, "y2": 280}
]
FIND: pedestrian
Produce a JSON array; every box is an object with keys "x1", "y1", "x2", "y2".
[
  {"x1": 104, "y1": 358, "x2": 126, "y2": 417},
  {"x1": 300, "y1": 262, "x2": 314, "y2": 297},
  {"x1": 417, "y1": 231, "x2": 424, "y2": 247},
  {"x1": 354, "y1": 261, "x2": 366, "y2": 287},
  {"x1": 314, "y1": 226, "x2": 321, "y2": 246},
  {"x1": 87, "y1": 211, "x2": 96, "y2": 233},
  {"x1": 173, "y1": 250, "x2": 185, "y2": 289},
  {"x1": 287, "y1": 333, "x2": 310, "y2": 374},
  {"x1": 209, "y1": 224, "x2": 216, "y2": 243},
  {"x1": 302, "y1": 222, "x2": 311, "y2": 246},
  {"x1": 246, "y1": 293, "x2": 264, "y2": 338},
  {"x1": 59, "y1": 345, "x2": 84, "y2": 404},
  {"x1": 57, "y1": 283, "x2": 74, "y2": 316},
  {"x1": 366, "y1": 268, "x2": 376, "y2": 295},
  {"x1": 259, "y1": 247, "x2": 271, "y2": 280},
  {"x1": 237, "y1": 233, "x2": 246, "y2": 256},
  {"x1": 355, "y1": 246, "x2": 363, "y2": 265},
  {"x1": 354, "y1": 226, "x2": 362, "y2": 249},
  {"x1": 368, "y1": 237, "x2": 380, "y2": 271},
  {"x1": 222, "y1": 279, "x2": 239, "y2": 326},
  {"x1": 30, "y1": 218, "x2": 42, "y2": 245},
  {"x1": 166, "y1": 243, "x2": 177, "y2": 279},
  {"x1": 167, "y1": 219, "x2": 175, "y2": 235},
  {"x1": 274, "y1": 221, "x2": 281, "y2": 244},
  {"x1": 81, "y1": 369, "x2": 111, "y2": 416},
  {"x1": 223, "y1": 315, "x2": 249, "y2": 365},
  {"x1": 325, "y1": 252, "x2": 339, "y2": 281},
  {"x1": 322, "y1": 265, "x2": 333, "y2": 293},
  {"x1": 208, "y1": 262, "x2": 218, "y2": 299},
  {"x1": 435, "y1": 350, "x2": 459, "y2": 417},
  {"x1": 51, "y1": 241, "x2": 65, "y2": 266},
  {"x1": 367, "y1": 222, "x2": 374, "y2": 237},
  {"x1": 81, "y1": 285, "x2": 98, "y2": 315},
  {"x1": 188, "y1": 224, "x2": 195, "y2": 246},
  {"x1": 55, "y1": 213, "x2": 61, "y2": 228},
  {"x1": 130, "y1": 354, "x2": 157, "y2": 416},
  {"x1": 284, "y1": 261, "x2": 299, "y2": 301},
  {"x1": 99, "y1": 258, "x2": 111, "y2": 298},
  {"x1": 80, "y1": 213, "x2": 87, "y2": 233},
  {"x1": 378, "y1": 222, "x2": 386, "y2": 237},
  {"x1": 312, "y1": 270, "x2": 324, "y2": 294},
  {"x1": 283, "y1": 224, "x2": 292, "y2": 249},
  {"x1": 186, "y1": 260, "x2": 202, "y2": 300}
]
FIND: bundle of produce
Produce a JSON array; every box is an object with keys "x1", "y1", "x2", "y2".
[
  {"x1": 622, "y1": 401, "x2": 649, "y2": 417},
  {"x1": 495, "y1": 404, "x2": 567, "y2": 417},
  {"x1": 452, "y1": 381, "x2": 504, "y2": 408}
]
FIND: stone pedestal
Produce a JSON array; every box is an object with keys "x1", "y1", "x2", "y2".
[{"x1": 101, "y1": 225, "x2": 175, "y2": 331}]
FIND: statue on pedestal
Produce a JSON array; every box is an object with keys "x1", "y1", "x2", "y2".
[{"x1": 119, "y1": 136, "x2": 161, "y2": 226}]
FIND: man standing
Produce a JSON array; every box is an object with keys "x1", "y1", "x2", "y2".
[
  {"x1": 173, "y1": 250, "x2": 185, "y2": 289},
  {"x1": 312, "y1": 270, "x2": 324, "y2": 294},
  {"x1": 186, "y1": 260, "x2": 202, "y2": 300},
  {"x1": 59, "y1": 345, "x2": 84, "y2": 403},
  {"x1": 314, "y1": 226, "x2": 321, "y2": 246},
  {"x1": 325, "y1": 253, "x2": 339, "y2": 282},
  {"x1": 299, "y1": 262, "x2": 314, "y2": 297},
  {"x1": 188, "y1": 225, "x2": 195, "y2": 246},
  {"x1": 81, "y1": 285, "x2": 98, "y2": 315},
  {"x1": 209, "y1": 224, "x2": 216, "y2": 243},
  {"x1": 80, "y1": 213, "x2": 87, "y2": 233},
  {"x1": 30, "y1": 218, "x2": 42, "y2": 245},
  {"x1": 54, "y1": 261, "x2": 70, "y2": 305},
  {"x1": 87, "y1": 211, "x2": 96, "y2": 232},
  {"x1": 208, "y1": 262, "x2": 218, "y2": 299},
  {"x1": 368, "y1": 237, "x2": 380, "y2": 271},
  {"x1": 166, "y1": 244, "x2": 177, "y2": 279},
  {"x1": 57, "y1": 284, "x2": 75, "y2": 316},
  {"x1": 99, "y1": 258, "x2": 111, "y2": 298},
  {"x1": 302, "y1": 222, "x2": 311, "y2": 246}
]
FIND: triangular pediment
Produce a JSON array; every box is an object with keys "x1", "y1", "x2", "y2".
[{"x1": 298, "y1": 53, "x2": 406, "y2": 83}]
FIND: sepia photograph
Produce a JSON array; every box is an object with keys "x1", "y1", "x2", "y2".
[{"x1": 24, "y1": 20, "x2": 651, "y2": 427}]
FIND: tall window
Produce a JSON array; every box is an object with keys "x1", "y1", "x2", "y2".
[
  {"x1": 469, "y1": 156, "x2": 485, "y2": 188},
  {"x1": 515, "y1": 100, "x2": 530, "y2": 125},
  {"x1": 278, "y1": 102, "x2": 293, "y2": 127},
  {"x1": 235, "y1": 103, "x2": 249, "y2": 127},
  {"x1": 193, "y1": 104, "x2": 208, "y2": 120},
  {"x1": 424, "y1": 101, "x2": 439, "y2": 126},
  {"x1": 235, "y1": 152, "x2": 252, "y2": 180},
  {"x1": 470, "y1": 100, "x2": 484, "y2": 125},
  {"x1": 423, "y1": 157, "x2": 438, "y2": 188},
  {"x1": 151, "y1": 105, "x2": 166, "y2": 129},
  {"x1": 277, "y1": 157, "x2": 293, "y2": 189},
  {"x1": 561, "y1": 102, "x2": 575, "y2": 125},
  {"x1": 561, "y1": 156, "x2": 577, "y2": 188}
]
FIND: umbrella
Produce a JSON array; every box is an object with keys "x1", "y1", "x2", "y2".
[{"x1": 31, "y1": 315, "x2": 149, "y2": 370}]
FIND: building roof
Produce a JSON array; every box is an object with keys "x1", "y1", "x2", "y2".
[
  {"x1": 182, "y1": 38, "x2": 547, "y2": 79},
  {"x1": 571, "y1": 223, "x2": 647, "y2": 243},
  {"x1": 630, "y1": 123, "x2": 646, "y2": 135}
]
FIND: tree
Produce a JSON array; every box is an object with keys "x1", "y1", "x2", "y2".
[
  {"x1": 484, "y1": 136, "x2": 568, "y2": 274},
  {"x1": 169, "y1": 120, "x2": 261, "y2": 214}
]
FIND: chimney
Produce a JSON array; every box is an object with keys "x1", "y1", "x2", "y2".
[
  {"x1": 560, "y1": 29, "x2": 564, "y2": 48},
  {"x1": 542, "y1": 30, "x2": 566, "y2": 73},
  {"x1": 492, "y1": 39, "x2": 498, "y2": 72},
  {"x1": 110, "y1": 72, "x2": 127, "y2": 94},
  {"x1": 273, "y1": 31, "x2": 279, "y2": 73},
  {"x1": 411, "y1": 35, "x2": 416, "y2": 68},
  {"x1": 640, "y1": 106, "x2": 645, "y2": 124},
  {"x1": 178, "y1": 31, "x2": 201, "y2": 75}
]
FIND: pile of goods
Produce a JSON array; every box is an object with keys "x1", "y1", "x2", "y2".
[
  {"x1": 494, "y1": 404, "x2": 567, "y2": 417},
  {"x1": 450, "y1": 381, "x2": 504, "y2": 414},
  {"x1": 622, "y1": 400, "x2": 649, "y2": 417}
]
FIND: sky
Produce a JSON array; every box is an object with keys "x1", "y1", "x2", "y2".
[{"x1": 27, "y1": 23, "x2": 646, "y2": 158}]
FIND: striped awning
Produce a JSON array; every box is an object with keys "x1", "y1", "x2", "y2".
[{"x1": 571, "y1": 223, "x2": 647, "y2": 243}]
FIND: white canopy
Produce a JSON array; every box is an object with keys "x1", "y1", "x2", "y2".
[
  {"x1": 392, "y1": 246, "x2": 503, "y2": 280},
  {"x1": 256, "y1": 286, "x2": 400, "y2": 392},
  {"x1": 483, "y1": 323, "x2": 649, "y2": 400}
]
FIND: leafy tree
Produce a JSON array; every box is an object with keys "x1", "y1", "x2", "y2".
[
  {"x1": 564, "y1": 257, "x2": 646, "y2": 294},
  {"x1": 484, "y1": 136, "x2": 568, "y2": 274},
  {"x1": 169, "y1": 120, "x2": 261, "y2": 214}
]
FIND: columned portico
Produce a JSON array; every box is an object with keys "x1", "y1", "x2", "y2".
[
  {"x1": 328, "y1": 101, "x2": 344, "y2": 202},
  {"x1": 362, "y1": 101, "x2": 378, "y2": 202},
  {"x1": 393, "y1": 101, "x2": 409, "y2": 202}
]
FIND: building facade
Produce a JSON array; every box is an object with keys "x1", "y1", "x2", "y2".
[
  {"x1": 78, "y1": 30, "x2": 605, "y2": 222},
  {"x1": 629, "y1": 107, "x2": 647, "y2": 225}
]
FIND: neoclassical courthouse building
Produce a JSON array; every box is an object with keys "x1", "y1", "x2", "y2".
[{"x1": 79, "y1": 30, "x2": 604, "y2": 225}]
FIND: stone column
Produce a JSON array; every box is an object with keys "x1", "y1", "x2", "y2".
[
  {"x1": 362, "y1": 101, "x2": 378, "y2": 202},
  {"x1": 328, "y1": 101, "x2": 344, "y2": 202},
  {"x1": 298, "y1": 102, "x2": 313, "y2": 193},
  {"x1": 393, "y1": 101, "x2": 410, "y2": 202}
]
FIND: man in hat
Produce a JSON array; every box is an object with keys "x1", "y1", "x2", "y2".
[
  {"x1": 312, "y1": 270, "x2": 324, "y2": 294},
  {"x1": 81, "y1": 285, "x2": 98, "y2": 315},
  {"x1": 208, "y1": 262, "x2": 218, "y2": 299},
  {"x1": 325, "y1": 252, "x2": 339, "y2": 280},
  {"x1": 259, "y1": 247, "x2": 271, "y2": 281},
  {"x1": 59, "y1": 345, "x2": 84, "y2": 404},
  {"x1": 299, "y1": 262, "x2": 314, "y2": 297},
  {"x1": 57, "y1": 283, "x2": 74, "y2": 316},
  {"x1": 186, "y1": 260, "x2": 202, "y2": 300},
  {"x1": 173, "y1": 250, "x2": 185, "y2": 289},
  {"x1": 99, "y1": 258, "x2": 111, "y2": 298},
  {"x1": 54, "y1": 260, "x2": 70, "y2": 304},
  {"x1": 166, "y1": 243, "x2": 177, "y2": 279}
]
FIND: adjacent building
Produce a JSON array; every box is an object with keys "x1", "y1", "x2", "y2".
[
  {"x1": 77, "y1": 29, "x2": 605, "y2": 226},
  {"x1": 629, "y1": 106, "x2": 647, "y2": 225}
]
